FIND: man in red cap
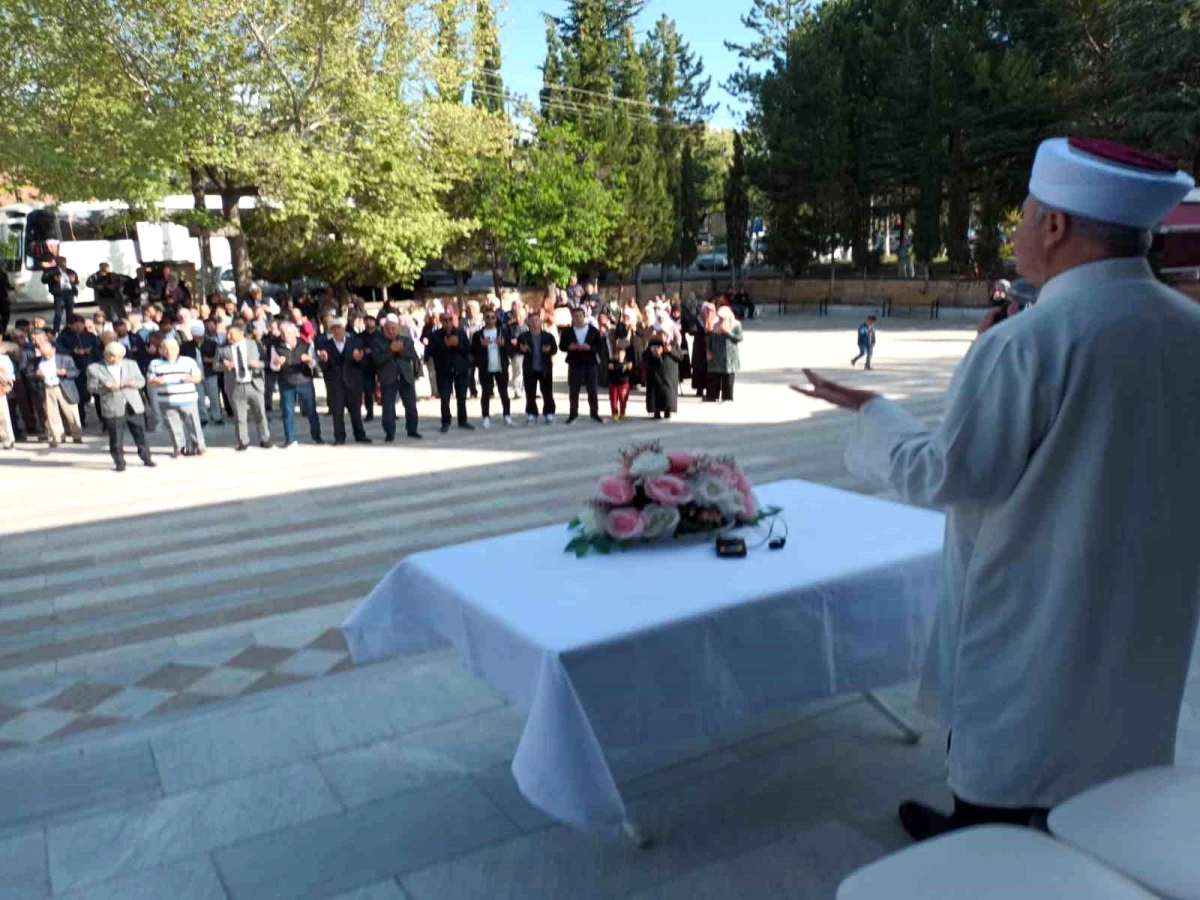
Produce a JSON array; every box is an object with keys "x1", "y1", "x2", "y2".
[{"x1": 799, "y1": 137, "x2": 1199, "y2": 841}]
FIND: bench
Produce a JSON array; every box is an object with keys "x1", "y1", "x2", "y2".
[{"x1": 881, "y1": 294, "x2": 941, "y2": 319}]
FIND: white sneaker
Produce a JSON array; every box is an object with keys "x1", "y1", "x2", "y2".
[
  {"x1": 503, "y1": 415, "x2": 514, "y2": 427},
  {"x1": 481, "y1": 417, "x2": 491, "y2": 430},
  {"x1": 544, "y1": 414, "x2": 555, "y2": 425},
  {"x1": 525, "y1": 413, "x2": 536, "y2": 425}
]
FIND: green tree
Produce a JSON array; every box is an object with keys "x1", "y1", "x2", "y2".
[
  {"x1": 724, "y1": 132, "x2": 751, "y2": 286},
  {"x1": 478, "y1": 124, "x2": 619, "y2": 285},
  {"x1": 471, "y1": 0, "x2": 505, "y2": 114}
]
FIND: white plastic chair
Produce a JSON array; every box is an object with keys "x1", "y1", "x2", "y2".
[
  {"x1": 837, "y1": 825, "x2": 1161, "y2": 900},
  {"x1": 1049, "y1": 766, "x2": 1200, "y2": 900}
]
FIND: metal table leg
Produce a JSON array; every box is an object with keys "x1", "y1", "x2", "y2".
[{"x1": 862, "y1": 691, "x2": 922, "y2": 744}]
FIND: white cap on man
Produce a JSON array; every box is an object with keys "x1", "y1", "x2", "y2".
[
  {"x1": 189, "y1": 322, "x2": 205, "y2": 336},
  {"x1": 384, "y1": 313, "x2": 400, "y2": 325},
  {"x1": 1029, "y1": 137, "x2": 1195, "y2": 229}
]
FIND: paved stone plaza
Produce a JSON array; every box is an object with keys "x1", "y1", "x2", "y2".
[{"x1": 2, "y1": 307, "x2": 1197, "y2": 899}]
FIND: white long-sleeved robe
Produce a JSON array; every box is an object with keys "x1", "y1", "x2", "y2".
[{"x1": 846, "y1": 257, "x2": 1200, "y2": 808}]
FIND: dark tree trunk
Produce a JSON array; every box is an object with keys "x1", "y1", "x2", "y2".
[
  {"x1": 221, "y1": 192, "x2": 253, "y2": 299},
  {"x1": 190, "y1": 170, "x2": 214, "y2": 299}
]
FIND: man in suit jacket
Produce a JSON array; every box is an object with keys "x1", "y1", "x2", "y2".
[
  {"x1": 86, "y1": 263, "x2": 127, "y2": 322},
  {"x1": 55, "y1": 315, "x2": 102, "y2": 426},
  {"x1": 315, "y1": 317, "x2": 370, "y2": 444},
  {"x1": 217, "y1": 323, "x2": 271, "y2": 450},
  {"x1": 517, "y1": 311, "x2": 557, "y2": 424},
  {"x1": 370, "y1": 314, "x2": 421, "y2": 441},
  {"x1": 86, "y1": 342, "x2": 154, "y2": 470},
  {"x1": 41, "y1": 256, "x2": 79, "y2": 333},
  {"x1": 429, "y1": 308, "x2": 473, "y2": 433},
  {"x1": 559, "y1": 306, "x2": 604, "y2": 423},
  {"x1": 26, "y1": 333, "x2": 82, "y2": 445}
]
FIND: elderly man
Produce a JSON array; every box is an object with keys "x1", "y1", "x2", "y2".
[
  {"x1": 86, "y1": 342, "x2": 154, "y2": 470},
  {"x1": 270, "y1": 320, "x2": 323, "y2": 448},
  {"x1": 315, "y1": 317, "x2": 370, "y2": 444},
  {"x1": 28, "y1": 332, "x2": 83, "y2": 446},
  {"x1": 371, "y1": 314, "x2": 421, "y2": 441},
  {"x1": 148, "y1": 336, "x2": 205, "y2": 456},
  {"x1": 800, "y1": 137, "x2": 1200, "y2": 841},
  {"x1": 429, "y1": 307, "x2": 473, "y2": 433},
  {"x1": 219, "y1": 323, "x2": 270, "y2": 450}
]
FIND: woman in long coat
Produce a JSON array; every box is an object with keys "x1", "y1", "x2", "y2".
[
  {"x1": 690, "y1": 302, "x2": 715, "y2": 396},
  {"x1": 705, "y1": 306, "x2": 743, "y2": 403},
  {"x1": 645, "y1": 327, "x2": 682, "y2": 418}
]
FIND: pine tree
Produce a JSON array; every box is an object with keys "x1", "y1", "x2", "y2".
[
  {"x1": 540, "y1": 16, "x2": 566, "y2": 124},
  {"x1": 472, "y1": 0, "x2": 505, "y2": 115},
  {"x1": 724, "y1": 132, "x2": 750, "y2": 285}
]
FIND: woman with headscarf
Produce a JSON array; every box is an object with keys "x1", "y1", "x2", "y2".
[
  {"x1": 705, "y1": 305, "x2": 743, "y2": 403},
  {"x1": 645, "y1": 313, "x2": 682, "y2": 420},
  {"x1": 690, "y1": 302, "x2": 715, "y2": 397}
]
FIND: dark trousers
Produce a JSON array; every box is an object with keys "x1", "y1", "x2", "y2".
[
  {"x1": 103, "y1": 406, "x2": 151, "y2": 467},
  {"x1": 326, "y1": 377, "x2": 366, "y2": 442},
  {"x1": 524, "y1": 370, "x2": 555, "y2": 417},
  {"x1": 279, "y1": 382, "x2": 321, "y2": 443},
  {"x1": 437, "y1": 365, "x2": 469, "y2": 425},
  {"x1": 568, "y1": 363, "x2": 599, "y2": 417},
  {"x1": 382, "y1": 380, "x2": 419, "y2": 438},
  {"x1": 852, "y1": 346, "x2": 873, "y2": 369},
  {"x1": 0, "y1": 297, "x2": 10, "y2": 336},
  {"x1": 468, "y1": 361, "x2": 479, "y2": 397},
  {"x1": 361, "y1": 371, "x2": 375, "y2": 418},
  {"x1": 480, "y1": 369, "x2": 510, "y2": 418},
  {"x1": 52, "y1": 293, "x2": 74, "y2": 333},
  {"x1": 218, "y1": 373, "x2": 234, "y2": 416},
  {"x1": 264, "y1": 370, "x2": 277, "y2": 411},
  {"x1": 705, "y1": 373, "x2": 735, "y2": 402},
  {"x1": 12, "y1": 376, "x2": 42, "y2": 437}
]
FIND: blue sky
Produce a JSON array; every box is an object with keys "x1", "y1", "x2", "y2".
[{"x1": 497, "y1": 0, "x2": 756, "y2": 130}]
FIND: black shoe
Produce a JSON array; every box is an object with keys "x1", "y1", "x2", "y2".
[
  {"x1": 259, "y1": 441, "x2": 272, "y2": 449},
  {"x1": 313, "y1": 437, "x2": 325, "y2": 445},
  {"x1": 333, "y1": 438, "x2": 346, "y2": 445},
  {"x1": 653, "y1": 413, "x2": 662, "y2": 420},
  {"x1": 664, "y1": 412, "x2": 671, "y2": 420},
  {"x1": 458, "y1": 422, "x2": 475, "y2": 431},
  {"x1": 214, "y1": 420, "x2": 225, "y2": 426},
  {"x1": 897, "y1": 801, "x2": 958, "y2": 843},
  {"x1": 440, "y1": 423, "x2": 451, "y2": 433},
  {"x1": 566, "y1": 415, "x2": 578, "y2": 424},
  {"x1": 384, "y1": 433, "x2": 395, "y2": 442},
  {"x1": 236, "y1": 444, "x2": 249, "y2": 452},
  {"x1": 408, "y1": 432, "x2": 423, "y2": 439},
  {"x1": 364, "y1": 414, "x2": 374, "y2": 422},
  {"x1": 354, "y1": 436, "x2": 372, "y2": 444},
  {"x1": 143, "y1": 458, "x2": 156, "y2": 468},
  {"x1": 115, "y1": 462, "x2": 127, "y2": 472},
  {"x1": 590, "y1": 415, "x2": 604, "y2": 423}
]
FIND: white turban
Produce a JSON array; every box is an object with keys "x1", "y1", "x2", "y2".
[{"x1": 1029, "y1": 137, "x2": 1194, "y2": 230}]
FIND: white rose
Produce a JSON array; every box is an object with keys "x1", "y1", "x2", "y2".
[
  {"x1": 578, "y1": 505, "x2": 605, "y2": 537},
  {"x1": 693, "y1": 472, "x2": 737, "y2": 508},
  {"x1": 715, "y1": 492, "x2": 744, "y2": 518},
  {"x1": 641, "y1": 504, "x2": 681, "y2": 540},
  {"x1": 629, "y1": 451, "x2": 670, "y2": 478}
]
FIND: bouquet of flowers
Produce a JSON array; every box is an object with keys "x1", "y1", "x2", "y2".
[{"x1": 565, "y1": 442, "x2": 781, "y2": 557}]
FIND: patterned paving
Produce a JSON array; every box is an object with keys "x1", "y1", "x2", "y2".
[{"x1": 0, "y1": 309, "x2": 975, "y2": 751}]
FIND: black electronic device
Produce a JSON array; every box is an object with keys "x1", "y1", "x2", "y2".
[{"x1": 715, "y1": 536, "x2": 748, "y2": 558}]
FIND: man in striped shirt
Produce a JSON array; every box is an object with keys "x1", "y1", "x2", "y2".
[{"x1": 147, "y1": 336, "x2": 206, "y2": 457}]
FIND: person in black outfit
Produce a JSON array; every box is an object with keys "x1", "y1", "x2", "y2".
[
  {"x1": 645, "y1": 330, "x2": 682, "y2": 420},
  {"x1": 517, "y1": 311, "x2": 557, "y2": 424},
  {"x1": 54, "y1": 315, "x2": 101, "y2": 426},
  {"x1": 86, "y1": 263, "x2": 127, "y2": 321},
  {"x1": 430, "y1": 309, "x2": 473, "y2": 433},
  {"x1": 559, "y1": 306, "x2": 603, "y2": 424},
  {"x1": 359, "y1": 315, "x2": 378, "y2": 420},
  {"x1": 370, "y1": 315, "x2": 421, "y2": 441},
  {"x1": 315, "y1": 318, "x2": 371, "y2": 444}
]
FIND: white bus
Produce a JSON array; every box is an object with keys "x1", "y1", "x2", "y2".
[{"x1": 1, "y1": 196, "x2": 241, "y2": 311}]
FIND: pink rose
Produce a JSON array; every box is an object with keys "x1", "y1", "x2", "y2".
[
  {"x1": 643, "y1": 474, "x2": 694, "y2": 507},
  {"x1": 605, "y1": 507, "x2": 646, "y2": 540},
  {"x1": 706, "y1": 461, "x2": 737, "y2": 483},
  {"x1": 596, "y1": 475, "x2": 636, "y2": 506},
  {"x1": 736, "y1": 486, "x2": 759, "y2": 522},
  {"x1": 667, "y1": 450, "x2": 696, "y2": 474}
]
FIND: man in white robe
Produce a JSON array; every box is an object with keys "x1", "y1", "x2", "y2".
[{"x1": 799, "y1": 137, "x2": 1200, "y2": 841}]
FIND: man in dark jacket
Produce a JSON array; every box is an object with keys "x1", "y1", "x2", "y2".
[
  {"x1": 87, "y1": 263, "x2": 127, "y2": 321},
  {"x1": 559, "y1": 306, "x2": 603, "y2": 424},
  {"x1": 370, "y1": 314, "x2": 421, "y2": 441},
  {"x1": 518, "y1": 311, "x2": 557, "y2": 424},
  {"x1": 316, "y1": 317, "x2": 371, "y2": 444},
  {"x1": 469, "y1": 308, "x2": 513, "y2": 428},
  {"x1": 42, "y1": 257, "x2": 79, "y2": 333},
  {"x1": 55, "y1": 315, "x2": 101, "y2": 426},
  {"x1": 430, "y1": 308, "x2": 473, "y2": 433}
]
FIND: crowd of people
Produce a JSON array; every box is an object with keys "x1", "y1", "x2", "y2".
[{"x1": 0, "y1": 273, "x2": 750, "y2": 470}]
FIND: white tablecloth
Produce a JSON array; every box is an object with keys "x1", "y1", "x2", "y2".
[{"x1": 343, "y1": 479, "x2": 945, "y2": 837}]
